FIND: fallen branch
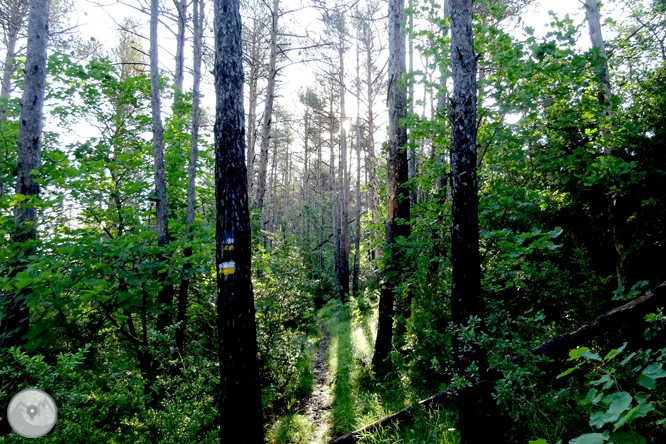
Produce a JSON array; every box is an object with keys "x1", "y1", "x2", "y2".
[
  {"x1": 329, "y1": 280, "x2": 666, "y2": 444},
  {"x1": 329, "y1": 388, "x2": 457, "y2": 444},
  {"x1": 531, "y1": 280, "x2": 666, "y2": 360}
]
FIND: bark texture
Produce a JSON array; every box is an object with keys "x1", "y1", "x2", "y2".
[
  {"x1": 338, "y1": 29, "x2": 350, "y2": 301},
  {"x1": 245, "y1": 20, "x2": 262, "y2": 193},
  {"x1": 0, "y1": 0, "x2": 29, "y2": 117},
  {"x1": 329, "y1": 100, "x2": 341, "y2": 299},
  {"x1": 173, "y1": 0, "x2": 187, "y2": 94},
  {"x1": 150, "y1": 0, "x2": 173, "y2": 335},
  {"x1": 0, "y1": 0, "x2": 50, "y2": 434},
  {"x1": 253, "y1": 0, "x2": 279, "y2": 212},
  {"x1": 176, "y1": 0, "x2": 204, "y2": 361},
  {"x1": 449, "y1": 0, "x2": 501, "y2": 442},
  {"x1": 362, "y1": 19, "x2": 381, "y2": 263},
  {"x1": 213, "y1": 0, "x2": 264, "y2": 439},
  {"x1": 408, "y1": 0, "x2": 417, "y2": 205},
  {"x1": 372, "y1": 0, "x2": 411, "y2": 374},
  {"x1": 352, "y1": 41, "x2": 362, "y2": 296}
]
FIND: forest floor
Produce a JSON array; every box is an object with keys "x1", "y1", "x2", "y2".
[
  {"x1": 301, "y1": 326, "x2": 333, "y2": 443},
  {"x1": 314, "y1": 299, "x2": 459, "y2": 444}
]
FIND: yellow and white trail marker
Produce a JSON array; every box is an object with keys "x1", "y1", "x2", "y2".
[{"x1": 220, "y1": 261, "x2": 236, "y2": 275}]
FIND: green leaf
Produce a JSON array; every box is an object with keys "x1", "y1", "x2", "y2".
[
  {"x1": 570, "y1": 433, "x2": 607, "y2": 444},
  {"x1": 565, "y1": 346, "x2": 602, "y2": 361},
  {"x1": 637, "y1": 374, "x2": 656, "y2": 389},
  {"x1": 642, "y1": 362, "x2": 666, "y2": 380},
  {"x1": 570, "y1": 347, "x2": 591, "y2": 360},
  {"x1": 613, "y1": 403, "x2": 654, "y2": 431},
  {"x1": 529, "y1": 440, "x2": 548, "y2": 444},
  {"x1": 591, "y1": 374, "x2": 613, "y2": 389},
  {"x1": 599, "y1": 392, "x2": 632, "y2": 424},
  {"x1": 603, "y1": 343, "x2": 626, "y2": 361},
  {"x1": 637, "y1": 363, "x2": 666, "y2": 389},
  {"x1": 14, "y1": 278, "x2": 33, "y2": 289},
  {"x1": 590, "y1": 411, "x2": 608, "y2": 428},
  {"x1": 583, "y1": 388, "x2": 598, "y2": 403},
  {"x1": 548, "y1": 226, "x2": 563, "y2": 238},
  {"x1": 557, "y1": 366, "x2": 578, "y2": 379},
  {"x1": 579, "y1": 350, "x2": 602, "y2": 361}
]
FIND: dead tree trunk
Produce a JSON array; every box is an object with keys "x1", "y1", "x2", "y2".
[
  {"x1": 359, "y1": 6, "x2": 382, "y2": 264},
  {"x1": 583, "y1": 0, "x2": 626, "y2": 289},
  {"x1": 408, "y1": 0, "x2": 417, "y2": 205},
  {"x1": 151, "y1": 0, "x2": 173, "y2": 336},
  {"x1": 3, "y1": 0, "x2": 51, "y2": 339},
  {"x1": 329, "y1": 98, "x2": 342, "y2": 299},
  {"x1": 372, "y1": 0, "x2": 411, "y2": 375},
  {"x1": 253, "y1": 0, "x2": 279, "y2": 212},
  {"x1": 0, "y1": 0, "x2": 29, "y2": 118},
  {"x1": 176, "y1": 0, "x2": 204, "y2": 362},
  {"x1": 173, "y1": 0, "x2": 187, "y2": 113},
  {"x1": 0, "y1": 0, "x2": 50, "y2": 434},
  {"x1": 245, "y1": 17, "x2": 264, "y2": 195},
  {"x1": 213, "y1": 0, "x2": 264, "y2": 438},
  {"x1": 338, "y1": 31, "x2": 350, "y2": 301},
  {"x1": 352, "y1": 39, "x2": 362, "y2": 296}
]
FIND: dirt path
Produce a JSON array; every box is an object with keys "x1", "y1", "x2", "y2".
[{"x1": 301, "y1": 325, "x2": 332, "y2": 443}]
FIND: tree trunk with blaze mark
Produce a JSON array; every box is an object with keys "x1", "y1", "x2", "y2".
[{"x1": 213, "y1": 0, "x2": 263, "y2": 439}]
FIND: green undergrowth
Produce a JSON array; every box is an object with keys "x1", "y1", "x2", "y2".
[{"x1": 318, "y1": 293, "x2": 460, "y2": 443}]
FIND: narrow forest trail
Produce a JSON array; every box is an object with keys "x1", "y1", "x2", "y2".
[{"x1": 302, "y1": 325, "x2": 333, "y2": 443}]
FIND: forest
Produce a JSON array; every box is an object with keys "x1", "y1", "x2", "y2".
[{"x1": 0, "y1": 0, "x2": 665, "y2": 442}]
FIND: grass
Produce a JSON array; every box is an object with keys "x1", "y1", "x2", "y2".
[{"x1": 266, "y1": 413, "x2": 314, "y2": 444}]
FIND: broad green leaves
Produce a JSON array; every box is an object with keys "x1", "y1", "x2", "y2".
[{"x1": 559, "y1": 343, "x2": 665, "y2": 444}]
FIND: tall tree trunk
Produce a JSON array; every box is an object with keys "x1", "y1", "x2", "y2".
[
  {"x1": 0, "y1": 0, "x2": 28, "y2": 118},
  {"x1": 176, "y1": 0, "x2": 204, "y2": 362},
  {"x1": 6, "y1": 0, "x2": 51, "y2": 340},
  {"x1": 269, "y1": 128, "x2": 278, "y2": 233},
  {"x1": 213, "y1": 0, "x2": 264, "y2": 439},
  {"x1": 317, "y1": 118, "x2": 323, "y2": 271},
  {"x1": 584, "y1": 0, "x2": 626, "y2": 288},
  {"x1": 435, "y1": 0, "x2": 451, "y2": 195},
  {"x1": 173, "y1": 0, "x2": 187, "y2": 113},
  {"x1": 449, "y1": 1, "x2": 500, "y2": 442},
  {"x1": 151, "y1": 0, "x2": 173, "y2": 336},
  {"x1": 254, "y1": 0, "x2": 279, "y2": 212},
  {"x1": 408, "y1": 0, "x2": 417, "y2": 205},
  {"x1": 363, "y1": 21, "x2": 381, "y2": 263},
  {"x1": 372, "y1": 0, "x2": 411, "y2": 375},
  {"x1": 330, "y1": 100, "x2": 341, "y2": 299},
  {"x1": 246, "y1": 21, "x2": 261, "y2": 194},
  {"x1": 338, "y1": 35, "x2": 350, "y2": 301},
  {"x1": 0, "y1": 0, "x2": 50, "y2": 434},
  {"x1": 285, "y1": 138, "x2": 291, "y2": 230},
  {"x1": 302, "y1": 105, "x2": 309, "y2": 241},
  {"x1": 352, "y1": 39, "x2": 362, "y2": 296},
  {"x1": 584, "y1": 0, "x2": 613, "y2": 144}
]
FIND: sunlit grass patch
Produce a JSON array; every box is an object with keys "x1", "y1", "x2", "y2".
[
  {"x1": 356, "y1": 408, "x2": 460, "y2": 444},
  {"x1": 266, "y1": 413, "x2": 314, "y2": 444}
]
